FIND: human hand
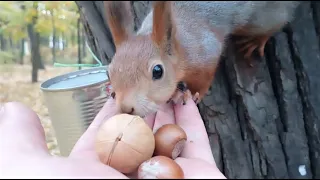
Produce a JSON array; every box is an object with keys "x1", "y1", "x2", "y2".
[
  {"x1": 0, "y1": 100, "x2": 128, "y2": 178},
  {"x1": 142, "y1": 98, "x2": 226, "y2": 179},
  {"x1": 0, "y1": 97, "x2": 225, "y2": 179}
]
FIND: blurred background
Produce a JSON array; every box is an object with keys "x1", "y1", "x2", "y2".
[{"x1": 0, "y1": 1, "x2": 93, "y2": 155}]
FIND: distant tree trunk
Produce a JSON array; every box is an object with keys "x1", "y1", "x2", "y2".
[
  {"x1": 65, "y1": 34, "x2": 68, "y2": 49},
  {"x1": 82, "y1": 25, "x2": 87, "y2": 59},
  {"x1": 71, "y1": 32, "x2": 75, "y2": 46},
  {"x1": 19, "y1": 1, "x2": 26, "y2": 66},
  {"x1": 64, "y1": 33, "x2": 68, "y2": 49},
  {"x1": 8, "y1": 34, "x2": 16, "y2": 63},
  {"x1": 51, "y1": 10, "x2": 56, "y2": 63},
  {"x1": 77, "y1": 1, "x2": 320, "y2": 179},
  {"x1": 61, "y1": 32, "x2": 65, "y2": 50},
  {"x1": 77, "y1": 17, "x2": 82, "y2": 70},
  {"x1": 27, "y1": 1, "x2": 45, "y2": 83},
  {"x1": 0, "y1": 34, "x2": 7, "y2": 51},
  {"x1": 37, "y1": 35, "x2": 45, "y2": 70},
  {"x1": 19, "y1": 38, "x2": 25, "y2": 65},
  {"x1": 8, "y1": 34, "x2": 13, "y2": 51}
]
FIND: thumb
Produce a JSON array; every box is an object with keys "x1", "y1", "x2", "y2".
[
  {"x1": 69, "y1": 98, "x2": 118, "y2": 158},
  {"x1": 0, "y1": 102, "x2": 49, "y2": 156}
]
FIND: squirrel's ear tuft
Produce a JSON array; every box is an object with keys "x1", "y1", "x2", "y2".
[
  {"x1": 151, "y1": 1, "x2": 173, "y2": 54},
  {"x1": 104, "y1": 1, "x2": 134, "y2": 49}
]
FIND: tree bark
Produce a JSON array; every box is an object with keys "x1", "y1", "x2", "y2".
[{"x1": 77, "y1": 1, "x2": 320, "y2": 178}]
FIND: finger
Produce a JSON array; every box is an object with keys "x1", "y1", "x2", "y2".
[
  {"x1": 0, "y1": 102, "x2": 49, "y2": 155},
  {"x1": 70, "y1": 98, "x2": 118, "y2": 158},
  {"x1": 152, "y1": 102, "x2": 175, "y2": 133},
  {"x1": 174, "y1": 98, "x2": 215, "y2": 164}
]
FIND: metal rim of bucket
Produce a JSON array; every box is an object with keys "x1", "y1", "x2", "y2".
[{"x1": 40, "y1": 66, "x2": 109, "y2": 92}]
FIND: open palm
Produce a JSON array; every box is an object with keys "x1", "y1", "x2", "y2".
[{"x1": 0, "y1": 98, "x2": 225, "y2": 179}]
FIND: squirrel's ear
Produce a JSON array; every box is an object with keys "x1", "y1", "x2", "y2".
[
  {"x1": 104, "y1": 1, "x2": 134, "y2": 49},
  {"x1": 151, "y1": 1, "x2": 173, "y2": 54}
]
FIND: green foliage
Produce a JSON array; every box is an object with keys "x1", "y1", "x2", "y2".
[{"x1": 0, "y1": 1, "x2": 80, "y2": 43}]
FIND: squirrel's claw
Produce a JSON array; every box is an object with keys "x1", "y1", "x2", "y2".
[
  {"x1": 235, "y1": 34, "x2": 271, "y2": 67},
  {"x1": 192, "y1": 92, "x2": 200, "y2": 104},
  {"x1": 170, "y1": 90, "x2": 200, "y2": 106}
]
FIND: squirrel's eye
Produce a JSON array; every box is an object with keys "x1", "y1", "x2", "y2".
[{"x1": 152, "y1": 64, "x2": 163, "y2": 80}]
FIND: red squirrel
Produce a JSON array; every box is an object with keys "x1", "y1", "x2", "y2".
[{"x1": 104, "y1": 1, "x2": 300, "y2": 117}]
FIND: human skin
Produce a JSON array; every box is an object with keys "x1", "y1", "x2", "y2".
[{"x1": 0, "y1": 98, "x2": 226, "y2": 179}]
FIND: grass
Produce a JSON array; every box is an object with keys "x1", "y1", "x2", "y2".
[{"x1": 0, "y1": 63, "x2": 82, "y2": 155}]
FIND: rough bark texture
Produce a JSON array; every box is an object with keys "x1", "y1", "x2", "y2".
[{"x1": 77, "y1": 1, "x2": 320, "y2": 179}]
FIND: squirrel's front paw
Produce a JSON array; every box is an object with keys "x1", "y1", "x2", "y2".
[
  {"x1": 168, "y1": 90, "x2": 200, "y2": 106},
  {"x1": 168, "y1": 90, "x2": 187, "y2": 105},
  {"x1": 192, "y1": 92, "x2": 200, "y2": 104},
  {"x1": 235, "y1": 34, "x2": 271, "y2": 67},
  {"x1": 167, "y1": 81, "x2": 201, "y2": 105}
]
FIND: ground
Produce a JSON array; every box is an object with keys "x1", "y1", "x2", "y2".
[{"x1": 0, "y1": 64, "x2": 78, "y2": 155}]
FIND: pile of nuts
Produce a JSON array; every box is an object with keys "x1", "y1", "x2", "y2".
[{"x1": 95, "y1": 114, "x2": 187, "y2": 179}]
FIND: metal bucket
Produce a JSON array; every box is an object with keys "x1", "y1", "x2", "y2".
[{"x1": 40, "y1": 66, "x2": 111, "y2": 156}]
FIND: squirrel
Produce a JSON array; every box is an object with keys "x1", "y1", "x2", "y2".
[{"x1": 103, "y1": 1, "x2": 301, "y2": 117}]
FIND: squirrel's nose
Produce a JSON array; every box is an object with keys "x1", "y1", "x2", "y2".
[{"x1": 120, "y1": 105, "x2": 134, "y2": 114}]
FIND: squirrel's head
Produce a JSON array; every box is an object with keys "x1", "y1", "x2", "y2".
[{"x1": 104, "y1": 1, "x2": 178, "y2": 117}]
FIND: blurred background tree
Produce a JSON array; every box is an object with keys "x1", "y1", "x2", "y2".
[
  {"x1": 0, "y1": 1, "x2": 90, "y2": 82},
  {"x1": 0, "y1": 1, "x2": 105, "y2": 158}
]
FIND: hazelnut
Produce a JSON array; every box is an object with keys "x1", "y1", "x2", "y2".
[
  {"x1": 138, "y1": 156, "x2": 184, "y2": 179},
  {"x1": 95, "y1": 114, "x2": 155, "y2": 174},
  {"x1": 154, "y1": 124, "x2": 187, "y2": 159}
]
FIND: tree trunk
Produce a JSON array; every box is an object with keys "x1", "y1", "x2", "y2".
[
  {"x1": 71, "y1": 32, "x2": 75, "y2": 47},
  {"x1": 27, "y1": 1, "x2": 45, "y2": 82},
  {"x1": 19, "y1": 1, "x2": 26, "y2": 66},
  {"x1": 8, "y1": 34, "x2": 13, "y2": 51},
  {"x1": 64, "y1": 33, "x2": 68, "y2": 49},
  {"x1": 0, "y1": 34, "x2": 7, "y2": 51},
  {"x1": 27, "y1": 24, "x2": 39, "y2": 82},
  {"x1": 19, "y1": 38, "x2": 25, "y2": 65},
  {"x1": 82, "y1": 24, "x2": 87, "y2": 59},
  {"x1": 77, "y1": 17, "x2": 82, "y2": 70},
  {"x1": 77, "y1": 1, "x2": 320, "y2": 178},
  {"x1": 61, "y1": 32, "x2": 65, "y2": 50},
  {"x1": 51, "y1": 10, "x2": 56, "y2": 63}
]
